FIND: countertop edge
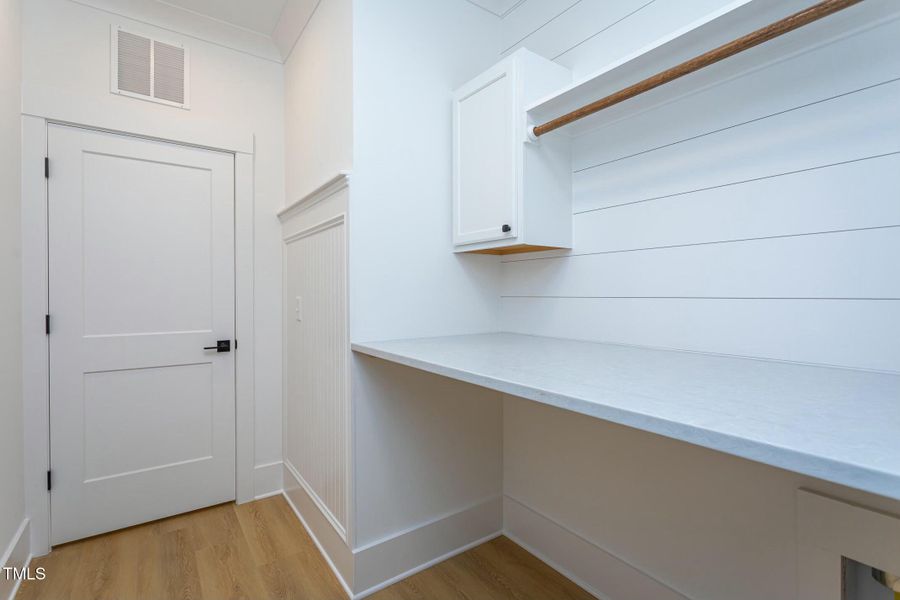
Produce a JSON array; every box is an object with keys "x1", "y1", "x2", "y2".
[{"x1": 352, "y1": 339, "x2": 900, "y2": 501}]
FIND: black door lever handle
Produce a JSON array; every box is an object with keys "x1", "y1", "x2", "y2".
[{"x1": 204, "y1": 340, "x2": 231, "y2": 353}]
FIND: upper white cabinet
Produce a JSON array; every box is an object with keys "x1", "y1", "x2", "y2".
[{"x1": 453, "y1": 49, "x2": 572, "y2": 254}]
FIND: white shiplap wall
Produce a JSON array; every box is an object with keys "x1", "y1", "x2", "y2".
[
  {"x1": 497, "y1": 3, "x2": 900, "y2": 599},
  {"x1": 500, "y1": 2, "x2": 900, "y2": 373},
  {"x1": 501, "y1": 0, "x2": 737, "y2": 77}
]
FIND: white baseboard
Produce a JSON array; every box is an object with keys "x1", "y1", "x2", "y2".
[
  {"x1": 280, "y1": 457, "x2": 503, "y2": 600},
  {"x1": 355, "y1": 530, "x2": 501, "y2": 600},
  {"x1": 281, "y1": 472, "x2": 682, "y2": 599},
  {"x1": 503, "y1": 496, "x2": 690, "y2": 600},
  {"x1": 353, "y1": 496, "x2": 502, "y2": 598},
  {"x1": 253, "y1": 461, "x2": 284, "y2": 500},
  {"x1": 282, "y1": 463, "x2": 354, "y2": 598},
  {"x1": 1, "y1": 519, "x2": 32, "y2": 600}
]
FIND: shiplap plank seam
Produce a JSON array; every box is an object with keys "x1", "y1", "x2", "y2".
[
  {"x1": 502, "y1": 223, "x2": 900, "y2": 263},
  {"x1": 572, "y1": 151, "x2": 900, "y2": 216},
  {"x1": 501, "y1": 0, "x2": 585, "y2": 54},
  {"x1": 552, "y1": 0, "x2": 658, "y2": 61},
  {"x1": 575, "y1": 76, "x2": 900, "y2": 173}
]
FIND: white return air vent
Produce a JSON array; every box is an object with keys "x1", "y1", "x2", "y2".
[{"x1": 111, "y1": 26, "x2": 190, "y2": 109}]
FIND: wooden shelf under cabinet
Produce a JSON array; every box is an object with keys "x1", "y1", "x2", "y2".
[{"x1": 462, "y1": 244, "x2": 565, "y2": 255}]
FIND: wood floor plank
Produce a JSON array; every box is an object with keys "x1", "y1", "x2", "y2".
[
  {"x1": 234, "y1": 497, "x2": 312, "y2": 566},
  {"x1": 372, "y1": 550, "x2": 493, "y2": 600},
  {"x1": 160, "y1": 528, "x2": 203, "y2": 600},
  {"x1": 67, "y1": 531, "x2": 122, "y2": 600},
  {"x1": 453, "y1": 550, "x2": 530, "y2": 600},
  {"x1": 470, "y1": 537, "x2": 594, "y2": 600},
  {"x1": 16, "y1": 541, "x2": 82, "y2": 600},
  {"x1": 187, "y1": 504, "x2": 245, "y2": 552},
  {"x1": 17, "y1": 496, "x2": 593, "y2": 600},
  {"x1": 195, "y1": 541, "x2": 266, "y2": 600},
  {"x1": 123, "y1": 525, "x2": 166, "y2": 600},
  {"x1": 257, "y1": 551, "x2": 346, "y2": 599}
]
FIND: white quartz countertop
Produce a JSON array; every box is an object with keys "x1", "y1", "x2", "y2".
[{"x1": 352, "y1": 333, "x2": 900, "y2": 500}]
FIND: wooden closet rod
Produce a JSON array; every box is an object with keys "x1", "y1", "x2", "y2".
[{"x1": 531, "y1": 0, "x2": 863, "y2": 137}]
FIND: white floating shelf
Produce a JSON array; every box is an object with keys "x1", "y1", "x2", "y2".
[
  {"x1": 526, "y1": 0, "x2": 897, "y2": 137},
  {"x1": 354, "y1": 333, "x2": 900, "y2": 501}
]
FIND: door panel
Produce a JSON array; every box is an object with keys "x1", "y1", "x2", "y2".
[
  {"x1": 453, "y1": 62, "x2": 517, "y2": 245},
  {"x1": 48, "y1": 125, "x2": 236, "y2": 545},
  {"x1": 82, "y1": 363, "x2": 214, "y2": 482},
  {"x1": 81, "y1": 152, "x2": 214, "y2": 336}
]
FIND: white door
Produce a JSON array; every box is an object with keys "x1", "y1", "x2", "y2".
[
  {"x1": 48, "y1": 125, "x2": 236, "y2": 545},
  {"x1": 453, "y1": 59, "x2": 518, "y2": 246}
]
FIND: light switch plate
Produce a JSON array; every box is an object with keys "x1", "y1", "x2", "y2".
[{"x1": 295, "y1": 296, "x2": 303, "y2": 322}]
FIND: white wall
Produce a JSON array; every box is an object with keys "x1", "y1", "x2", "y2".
[
  {"x1": 498, "y1": 2, "x2": 900, "y2": 599},
  {"x1": 22, "y1": 0, "x2": 286, "y2": 492},
  {"x1": 283, "y1": 0, "x2": 353, "y2": 203},
  {"x1": 504, "y1": 397, "x2": 900, "y2": 600},
  {"x1": 0, "y1": 0, "x2": 25, "y2": 575},
  {"x1": 55, "y1": 0, "x2": 282, "y2": 61},
  {"x1": 347, "y1": 0, "x2": 503, "y2": 593},
  {"x1": 349, "y1": 0, "x2": 501, "y2": 343}
]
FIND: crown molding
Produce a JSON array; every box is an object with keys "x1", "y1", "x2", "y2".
[
  {"x1": 68, "y1": 0, "x2": 282, "y2": 62},
  {"x1": 272, "y1": 0, "x2": 321, "y2": 61}
]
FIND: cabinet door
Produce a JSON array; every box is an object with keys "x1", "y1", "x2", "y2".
[{"x1": 453, "y1": 62, "x2": 517, "y2": 246}]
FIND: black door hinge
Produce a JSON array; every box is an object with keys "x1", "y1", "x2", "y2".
[
  {"x1": 44, "y1": 157, "x2": 49, "y2": 179},
  {"x1": 234, "y1": 339, "x2": 238, "y2": 350},
  {"x1": 47, "y1": 470, "x2": 52, "y2": 491},
  {"x1": 45, "y1": 314, "x2": 50, "y2": 335}
]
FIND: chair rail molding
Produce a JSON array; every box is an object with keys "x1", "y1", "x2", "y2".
[{"x1": 278, "y1": 172, "x2": 350, "y2": 222}]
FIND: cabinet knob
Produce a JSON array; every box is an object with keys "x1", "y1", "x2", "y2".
[{"x1": 502, "y1": 224, "x2": 512, "y2": 233}]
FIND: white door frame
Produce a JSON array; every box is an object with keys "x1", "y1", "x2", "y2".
[{"x1": 21, "y1": 115, "x2": 257, "y2": 556}]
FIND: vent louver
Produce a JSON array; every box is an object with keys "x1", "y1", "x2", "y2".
[
  {"x1": 116, "y1": 30, "x2": 151, "y2": 97},
  {"x1": 153, "y1": 41, "x2": 185, "y2": 104},
  {"x1": 112, "y1": 27, "x2": 190, "y2": 109}
]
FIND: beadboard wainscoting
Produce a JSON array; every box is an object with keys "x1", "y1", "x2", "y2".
[
  {"x1": 280, "y1": 175, "x2": 352, "y2": 587},
  {"x1": 283, "y1": 214, "x2": 349, "y2": 539}
]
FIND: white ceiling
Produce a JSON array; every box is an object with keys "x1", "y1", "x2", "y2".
[
  {"x1": 467, "y1": 0, "x2": 523, "y2": 17},
  {"x1": 152, "y1": 0, "x2": 507, "y2": 61},
  {"x1": 157, "y1": 0, "x2": 288, "y2": 35}
]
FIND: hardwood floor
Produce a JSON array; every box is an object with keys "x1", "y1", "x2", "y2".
[{"x1": 17, "y1": 496, "x2": 593, "y2": 600}]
